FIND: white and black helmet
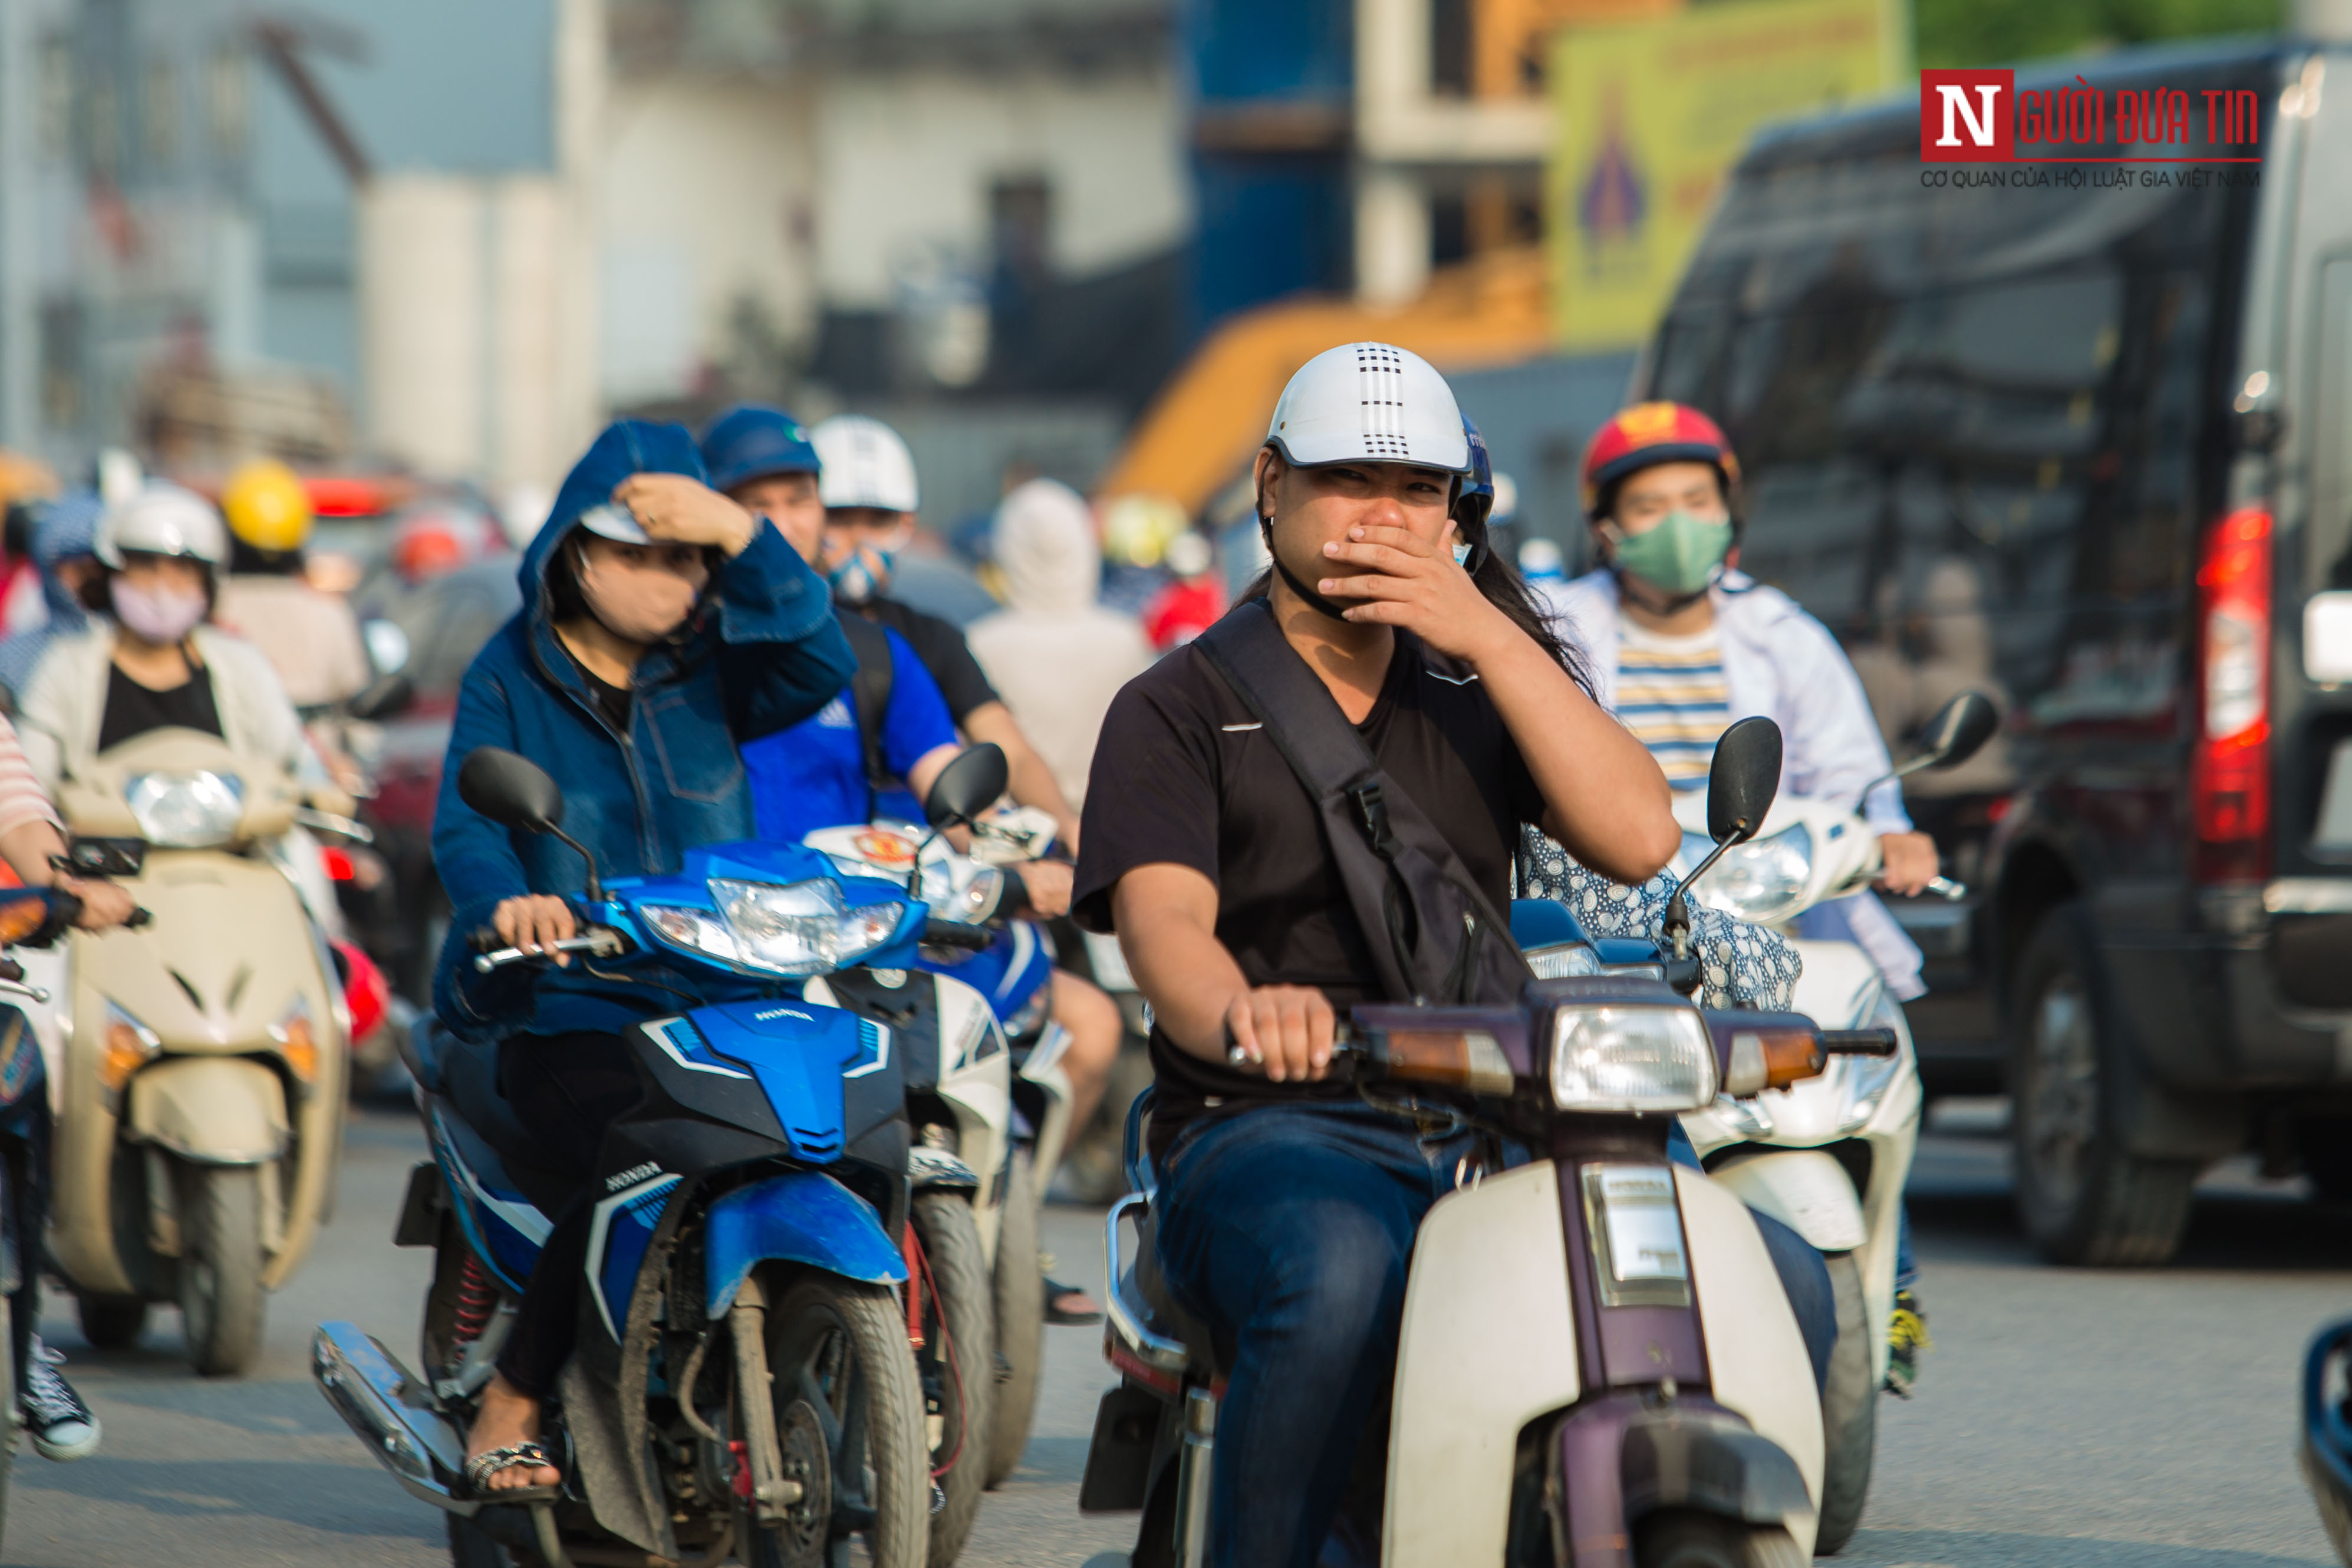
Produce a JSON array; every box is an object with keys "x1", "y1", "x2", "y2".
[
  {"x1": 94, "y1": 483, "x2": 230, "y2": 569},
  {"x1": 1264, "y1": 342, "x2": 1471, "y2": 475},
  {"x1": 812, "y1": 416, "x2": 920, "y2": 513}
]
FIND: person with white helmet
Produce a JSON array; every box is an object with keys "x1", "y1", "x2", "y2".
[
  {"x1": 808, "y1": 415, "x2": 1085, "y2": 849},
  {"x1": 12, "y1": 484, "x2": 341, "y2": 934},
  {"x1": 1071, "y1": 343, "x2": 1681, "y2": 1567}
]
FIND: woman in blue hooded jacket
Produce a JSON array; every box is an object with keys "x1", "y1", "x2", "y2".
[{"x1": 430, "y1": 420, "x2": 855, "y2": 1495}]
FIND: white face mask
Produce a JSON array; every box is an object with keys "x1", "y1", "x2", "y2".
[
  {"x1": 110, "y1": 578, "x2": 206, "y2": 645},
  {"x1": 578, "y1": 554, "x2": 700, "y2": 644}
]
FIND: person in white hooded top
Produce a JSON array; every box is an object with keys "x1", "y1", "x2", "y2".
[{"x1": 966, "y1": 479, "x2": 1155, "y2": 809}]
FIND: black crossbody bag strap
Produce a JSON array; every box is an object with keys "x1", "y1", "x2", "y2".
[
  {"x1": 838, "y1": 612, "x2": 897, "y2": 816},
  {"x1": 1194, "y1": 599, "x2": 1532, "y2": 1006}
]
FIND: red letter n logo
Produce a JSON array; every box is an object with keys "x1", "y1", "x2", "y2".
[{"x1": 1920, "y1": 69, "x2": 2015, "y2": 162}]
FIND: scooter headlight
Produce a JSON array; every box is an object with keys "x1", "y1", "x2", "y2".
[
  {"x1": 1686, "y1": 823, "x2": 1813, "y2": 926},
  {"x1": 126, "y1": 769, "x2": 245, "y2": 848},
  {"x1": 642, "y1": 879, "x2": 908, "y2": 977},
  {"x1": 1547, "y1": 1003, "x2": 1717, "y2": 1112},
  {"x1": 1525, "y1": 943, "x2": 1603, "y2": 980}
]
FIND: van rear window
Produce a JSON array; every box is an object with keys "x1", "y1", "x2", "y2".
[{"x1": 1649, "y1": 137, "x2": 2232, "y2": 746}]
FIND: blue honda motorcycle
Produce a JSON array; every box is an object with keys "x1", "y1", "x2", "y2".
[{"x1": 313, "y1": 747, "x2": 1012, "y2": 1568}]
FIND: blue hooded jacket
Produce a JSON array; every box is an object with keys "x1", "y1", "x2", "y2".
[{"x1": 430, "y1": 420, "x2": 857, "y2": 1042}]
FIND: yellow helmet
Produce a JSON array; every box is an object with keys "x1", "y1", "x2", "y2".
[{"x1": 220, "y1": 459, "x2": 314, "y2": 553}]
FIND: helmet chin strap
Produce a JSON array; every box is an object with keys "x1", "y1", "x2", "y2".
[
  {"x1": 1261, "y1": 520, "x2": 1356, "y2": 624},
  {"x1": 1610, "y1": 562, "x2": 1714, "y2": 615}
]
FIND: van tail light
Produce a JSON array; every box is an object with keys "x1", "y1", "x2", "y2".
[{"x1": 2192, "y1": 506, "x2": 2272, "y2": 883}]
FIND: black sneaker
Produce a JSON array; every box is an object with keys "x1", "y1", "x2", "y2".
[
  {"x1": 1885, "y1": 1289, "x2": 1931, "y2": 1399},
  {"x1": 22, "y1": 1342, "x2": 100, "y2": 1461}
]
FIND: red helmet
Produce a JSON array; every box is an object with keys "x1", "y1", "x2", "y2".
[{"x1": 1579, "y1": 401, "x2": 1741, "y2": 518}]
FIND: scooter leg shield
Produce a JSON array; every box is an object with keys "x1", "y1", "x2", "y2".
[
  {"x1": 1383, "y1": 1162, "x2": 1580, "y2": 1568},
  {"x1": 1676, "y1": 1168, "x2": 1825, "y2": 1554}
]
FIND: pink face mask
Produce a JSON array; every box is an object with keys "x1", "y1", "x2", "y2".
[{"x1": 109, "y1": 578, "x2": 207, "y2": 645}]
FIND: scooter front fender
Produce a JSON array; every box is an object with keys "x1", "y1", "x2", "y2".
[
  {"x1": 128, "y1": 1055, "x2": 290, "y2": 1163},
  {"x1": 704, "y1": 1168, "x2": 907, "y2": 1317},
  {"x1": 1705, "y1": 1147, "x2": 1867, "y2": 1253}
]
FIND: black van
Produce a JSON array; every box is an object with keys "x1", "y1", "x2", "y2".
[{"x1": 1639, "y1": 39, "x2": 2352, "y2": 1266}]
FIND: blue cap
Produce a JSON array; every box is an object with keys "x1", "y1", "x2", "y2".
[{"x1": 700, "y1": 404, "x2": 821, "y2": 495}]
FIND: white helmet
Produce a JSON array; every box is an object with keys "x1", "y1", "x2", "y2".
[
  {"x1": 1265, "y1": 342, "x2": 1471, "y2": 474},
  {"x1": 812, "y1": 416, "x2": 920, "y2": 513},
  {"x1": 95, "y1": 483, "x2": 229, "y2": 568}
]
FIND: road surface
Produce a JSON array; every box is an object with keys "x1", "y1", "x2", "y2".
[{"x1": 0, "y1": 1101, "x2": 2343, "y2": 1567}]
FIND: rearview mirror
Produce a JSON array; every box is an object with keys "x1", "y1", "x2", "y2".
[
  {"x1": 346, "y1": 673, "x2": 414, "y2": 723},
  {"x1": 925, "y1": 744, "x2": 1009, "y2": 830},
  {"x1": 1706, "y1": 716, "x2": 1783, "y2": 846},
  {"x1": 457, "y1": 748, "x2": 566, "y2": 835},
  {"x1": 1914, "y1": 690, "x2": 1998, "y2": 772}
]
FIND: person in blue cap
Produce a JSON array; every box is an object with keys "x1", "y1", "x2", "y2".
[
  {"x1": 701, "y1": 405, "x2": 965, "y2": 838},
  {"x1": 0, "y1": 493, "x2": 101, "y2": 703},
  {"x1": 701, "y1": 405, "x2": 1120, "y2": 1320},
  {"x1": 430, "y1": 419, "x2": 855, "y2": 1496}
]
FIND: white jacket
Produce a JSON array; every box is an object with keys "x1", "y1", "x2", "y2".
[
  {"x1": 15, "y1": 622, "x2": 309, "y2": 793},
  {"x1": 1541, "y1": 568, "x2": 1925, "y2": 999},
  {"x1": 965, "y1": 479, "x2": 1154, "y2": 808},
  {"x1": 14, "y1": 623, "x2": 340, "y2": 935}
]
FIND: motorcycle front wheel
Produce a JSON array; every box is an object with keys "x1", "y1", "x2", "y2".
[
  {"x1": 174, "y1": 1162, "x2": 266, "y2": 1377},
  {"x1": 911, "y1": 1190, "x2": 995, "y2": 1564},
  {"x1": 1635, "y1": 1510, "x2": 1804, "y2": 1568},
  {"x1": 754, "y1": 1274, "x2": 929, "y2": 1568},
  {"x1": 984, "y1": 1148, "x2": 1045, "y2": 1490},
  {"x1": 1813, "y1": 1251, "x2": 1878, "y2": 1554}
]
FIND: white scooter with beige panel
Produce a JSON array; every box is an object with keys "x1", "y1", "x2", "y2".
[
  {"x1": 1670, "y1": 691, "x2": 1997, "y2": 1554},
  {"x1": 49, "y1": 725, "x2": 349, "y2": 1377},
  {"x1": 1082, "y1": 720, "x2": 1901, "y2": 1568}
]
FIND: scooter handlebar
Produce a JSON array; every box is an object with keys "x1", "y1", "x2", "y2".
[
  {"x1": 1819, "y1": 1027, "x2": 1900, "y2": 1057},
  {"x1": 470, "y1": 927, "x2": 627, "y2": 972},
  {"x1": 921, "y1": 918, "x2": 993, "y2": 951}
]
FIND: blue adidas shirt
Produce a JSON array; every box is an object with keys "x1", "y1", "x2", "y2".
[{"x1": 745, "y1": 624, "x2": 960, "y2": 845}]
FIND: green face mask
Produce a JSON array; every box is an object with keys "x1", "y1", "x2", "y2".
[{"x1": 1609, "y1": 510, "x2": 1733, "y2": 598}]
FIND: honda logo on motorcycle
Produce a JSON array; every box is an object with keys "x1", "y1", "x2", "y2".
[{"x1": 1921, "y1": 69, "x2": 2014, "y2": 162}]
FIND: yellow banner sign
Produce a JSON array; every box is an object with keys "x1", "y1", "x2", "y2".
[{"x1": 1548, "y1": 0, "x2": 1900, "y2": 350}]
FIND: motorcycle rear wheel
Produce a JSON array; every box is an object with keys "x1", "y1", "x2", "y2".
[
  {"x1": 77, "y1": 1294, "x2": 146, "y2": 1350},
  {"x1": 1635, "y1": 1510, "x2": 1804, "y2": 1568},
  {"x1": 984, "y1": 1148, "x2": 1044, "y2": 1490},
  {"x1": 755, "y1": 1274, "x2": 928, "y2": 1568},
  {"x1": 446, "y1": 1515, "x2": 545, "y2": 1568}
]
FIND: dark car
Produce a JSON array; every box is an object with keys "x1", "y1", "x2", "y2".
[{"x1": 1639, "y1": 39, "x2": 2352, "y2": 1266}]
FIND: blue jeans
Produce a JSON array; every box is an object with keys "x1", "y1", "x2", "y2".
[
  {"x1": 1155, "y1": 1105, "x2": 1833, "y2": 1568},
  {"x1": 1153, "y1": 1105, "x2": 1488, "y2": 1568}
]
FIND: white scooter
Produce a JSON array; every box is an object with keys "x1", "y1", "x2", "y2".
[
  {"x1": 1669, "y1": 691, "x2": 1997, "y2": 1554},
  {"x1": 805, "y1": 794, "x2": 1076, "y2": 1490},
  {"x1": 1083, "y1": 721, "x2": 1900, "y2": 1567}
]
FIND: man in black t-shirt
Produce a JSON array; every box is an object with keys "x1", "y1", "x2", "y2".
[{"x1": 1073, "y1": 344, "x2": 1679, "y2": 1567}]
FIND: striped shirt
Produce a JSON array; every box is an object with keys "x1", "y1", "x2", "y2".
[{"x1": 1616, "y1": 621, "x2": 1730, "y2": 788}]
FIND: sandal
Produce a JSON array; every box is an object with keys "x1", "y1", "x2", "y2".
[
  {"x1": 463, "y1": 1439, "x2": 561, "y2": 1502},
  {"x1": 1045, "y1": 1277, "x2": 1103, "y2": 1327}
]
